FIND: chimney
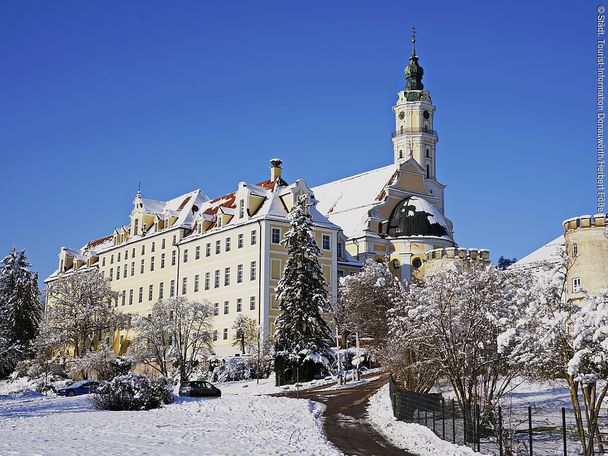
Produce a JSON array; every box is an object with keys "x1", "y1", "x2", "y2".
[{"x1": 270, "y1": 158, "x2": 282, "y2": 181}]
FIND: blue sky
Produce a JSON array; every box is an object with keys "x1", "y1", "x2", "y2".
[{"x1": 0, "y1": 1, "x2": 595, "y2": 282}]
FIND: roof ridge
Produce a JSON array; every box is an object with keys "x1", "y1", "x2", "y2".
[{"x1": 312, "y1": 163, "x2": 396, "y2": 189}]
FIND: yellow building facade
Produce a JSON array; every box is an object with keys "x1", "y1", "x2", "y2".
[{"x1": 45, "y1": 160, "x2": 349, "y2": 357}]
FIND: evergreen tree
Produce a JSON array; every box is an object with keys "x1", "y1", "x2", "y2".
[
  {"x1": 0, "y1": 249, "x2": 42, "y2": 374},
  {"x1": 273, "y1": 194, "x2": 331, "y2": 384}
]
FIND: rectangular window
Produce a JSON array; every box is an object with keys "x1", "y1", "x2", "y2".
[
  {"x1": 271, "y1": 227, "x2": 281, "y2": 244},
  {"x1": 109, "y1": 268, "x2": 113, "y2": 281},
  {"x1": 322, "y1": 234, "x2": 331, "y2": 250},
  {"x1": 337, "y1": 241, "x2": 343, "y2": 258},
  {"x1": 172, "y1": 251, "x2": 176, "y2": 266},
  {"x1": 131, "y1": 262, "x2": 135, "y2": 276},
  {"x1": 132, "y1": 247, "x2": 135, "y2": 258},
  {"x1": 195, "y1": 246, "x2": 201, "y2": 260},
  {"x1": 129, "y1": 289, "x2": 133, "y2": 306},
  {"x1": 170, "y1": 280, "x2": 175, "y2": 297},
  {"x1": 138, "y1": 287, "x2": 143, "y2": 303},
  {"x1": 239, "y1": 199, "x2": 244, "y2": 218},
  {"x1": 238, "y1": 233, "x2": 243, "y2": 249},
  {"x1": 224, "y1": 301, "x2": 229, "y2": 314},
  {"x1": 123, "y1": 264, "x2": 127, "y2": 278},
  {"x1": 111, "y1": 254, "x2": 114, "y2": 264},
  {"x1": 206, "y1": 243, "x2": 211, "y2": 257},
  {"x1": 116, "y1": 266, "x2": 120, "y2": 280},
  {"x1": 151, "y1": 242, "x2": 155, "y2": 253},
  {"x1": 251, "y1": 230, "x2": 257, "y2": 245},
  {"x1": 182, "y1": 277, "x2": 187, "y2": 295},
  {"x1": 573, "y1": 277, "x2": 582, "y2": 293},
  {"x1": 183, "y1": 249, "x2": 189, "y2": 263},
  {"x1": 134, "y1": 219, "x2": 139, "y2": 235},
  {"x1": 148, "y1": 284, "x2": 153, "y2": 301},
  {"x1": 249, "y1": 296, "x2": 256, "y2": 310},
  {"x1": 214, "y1": 270, "x2": 220, "y2": 288},
  {"x1": 173, "y1": 235, "x2": 177, "y2": 246},
  {"x1": 125, "y1": 250, "x2": 128, "y2": 260},
  {"x1": 250, "y1": 261, "x2": 257, "y2": 281},
  {"x1": 194, "y1": 274, "x2": 200, "y2": 292},
  {"x1": 117, "y1": 252, "x2": 121, "y2": 262},
  {"x1": 150, "y1": 256, "x2": 155, "y2": 271},
  {"x1": 225, "y1": 237, "x2": 231, "y2": 252},
  {"x1": 573, "y1": 243, "x2": 579, "y2": 257},
  {"x1": 162, "y1": 238, "x2": 166, "y2": 249},
  {"x1": 121, "y1": 290, "x2": 126, "y2": 306},
  {"x1": 223, "y1": 328, "x2": 228, "y2": 340},
  {"x1": 161, "y1": 253, "x2": 165, "y2": 269},
  {"x1": 213, "y1": 330, "x2": 218, "y2": 341},
  {"x1": 102, "y1": 257, "x2": 106, "y2": 267},
  {"x1": 236, "y1": 298, "x2": 242, "y2": 312},
  {"x1": 140, "y1": 259, "x2": 145, "y2": 274},
  {"x1": 215, "y1": 240, "x2": 221, "y2": 255},
  {"x1": 141, "y1": 245, "x2": 145, "y2": 255},
  {"x1": 205, "y1": 272, "x2": 210, "y2": 290},
  {"x1": 237, "y1": 264, "x2": 243, "y2": 283},
  {"x1": 224, "y1": 267, "x2": 230, "y2": 286},
  {"x1": 213, "y1": 303, "x2": 219, "y2": 316},
  {"x1": 159, "y1": 282, "x2": 164, "y2": 299}
]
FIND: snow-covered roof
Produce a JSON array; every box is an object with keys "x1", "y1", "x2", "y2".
[
  {"x1": 312, "y1": 164, "x2": 397, "y2": 238},
  {"x1": 512, "y1": 235, "x2": 565, "y2": 269}
]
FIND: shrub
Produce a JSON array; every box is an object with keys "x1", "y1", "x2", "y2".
[
  {"x1": 93, "y1": 374, "x2": 173, "y2": 411},
  {"x1": 211, "y1": 355, "x2": 272, "y2": 382},
  {"x1": 69, "y1": 346, "x2": 132, "y2": 380}
]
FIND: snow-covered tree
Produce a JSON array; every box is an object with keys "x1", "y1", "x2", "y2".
[
  {"x1": 389, "y1": 263, "x2": 526, "y2": 428},
  {"x1": 232, "y1": 315, "x2": 257, "y2": 354},
  {"x1": 0, "y1": 249, "x2": 42, "y2": 375},
  {"x1": 43, "y1": 270, "x2": 125, "y2": 358},
  {"x1": 273, "y1": 194, "x2": 331, "y2": 384},
  {"x1": 130, "y1": 297, "x2": 213, "y2": 382},
  {"x1": 499, "y1": 254, "x2": 608, "y2": 455},
  {"x1": 338, "y1": 259, "x2": 403, "y2": 348}
]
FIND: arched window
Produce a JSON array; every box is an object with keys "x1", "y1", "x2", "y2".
[{"x1": 426, "y1": 165, "x2": 430, "y2": 178}]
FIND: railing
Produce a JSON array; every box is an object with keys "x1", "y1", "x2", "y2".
[
  {"x1": 388, "y1": 376, "x2": 608, "y2": 455},
  {"x1": 391, "y1": 128, "x2": 437, "y2": 138}
]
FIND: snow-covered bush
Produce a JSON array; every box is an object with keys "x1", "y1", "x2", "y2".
[
  {"x1": 211, "y1": 355, "x2": 272, "y2": 382},
  {"x1": 68, "y1": 346, "x2": 132, "y2": 380},
  {"x1": 93, "y1": 374, "x2": 173, "y2": 411}
]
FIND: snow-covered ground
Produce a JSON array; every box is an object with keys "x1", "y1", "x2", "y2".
[
  {"x1": 216, "y1": 369, "x2": 382, "y2": 396},
  {"x1": 0, "y1": 390, "x2": 341, "y2": 455},
  {"x1": 367, "y1": 384, "x2": 485, "y2": 456}
]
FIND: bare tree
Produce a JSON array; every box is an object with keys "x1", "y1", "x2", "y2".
[
  {"x1": 503, "y1": 253, "x2": 608, "y2": 455},
  {"x1": 338, "y1": 259, "x2": 403, "y2": 349},
  {"x1": 130, "y1": 297, "x2": 213, "y2": 382},
  {"x1": 389, "y1": 263, "x2": 526, "y2": 430},
  {"x1": 232, "y1": 315, "x2": 257, "y2": 354},
  {"x1": 44, "y1": 270, "x2": 125, "y2": 358}
]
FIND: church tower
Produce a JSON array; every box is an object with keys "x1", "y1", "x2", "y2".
[{"x1": 392, "y1": 29, "x2": 438, "y2": 182}]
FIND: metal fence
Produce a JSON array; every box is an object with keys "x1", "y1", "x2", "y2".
[{"x1": 388, "y1": 377, "x2": 608, "y2": 455}]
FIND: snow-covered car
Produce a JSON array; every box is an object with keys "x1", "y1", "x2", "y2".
[
  {"x1": 179, "y1": 381, "x2": 221, "y2": 398},
  {"x1": 57, "y1": 380, "x2": 102, "y2": 397}
]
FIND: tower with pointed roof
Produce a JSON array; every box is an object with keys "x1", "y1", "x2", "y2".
[{"x1": 392, "y1": 28, "x2": 438, "y2": 187}]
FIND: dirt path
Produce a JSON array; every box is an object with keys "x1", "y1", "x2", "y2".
[{"x1": 277, "y1": 373, "x2": 416, "y2": 456}]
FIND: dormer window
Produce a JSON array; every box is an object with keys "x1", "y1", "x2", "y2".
[
  {"x1": 239, "y1": 199, "x2": 244, "y2": 218},
  {"x1": 217, "y1": 216, "x2": 222, "y2": 228}
]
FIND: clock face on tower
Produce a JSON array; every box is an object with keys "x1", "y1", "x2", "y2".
[
  {"x1": 423, "y1": 110, "x2": 430, "y2": 120},
  {"x1": 399, "y1": 111, "x2": 405, "y2": 120}
]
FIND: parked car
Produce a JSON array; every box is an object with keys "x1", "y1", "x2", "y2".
[
  {"x1": 179, "y1": 381, "x2": 221, "y2": 398},
  {"x1": 57, "y1": 380, "x2": 102, "y2": 397}
]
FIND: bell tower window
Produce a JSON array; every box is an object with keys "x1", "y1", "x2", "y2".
[{"x1": 426, "y1": 165, "x2": 431, "y2": 179}]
